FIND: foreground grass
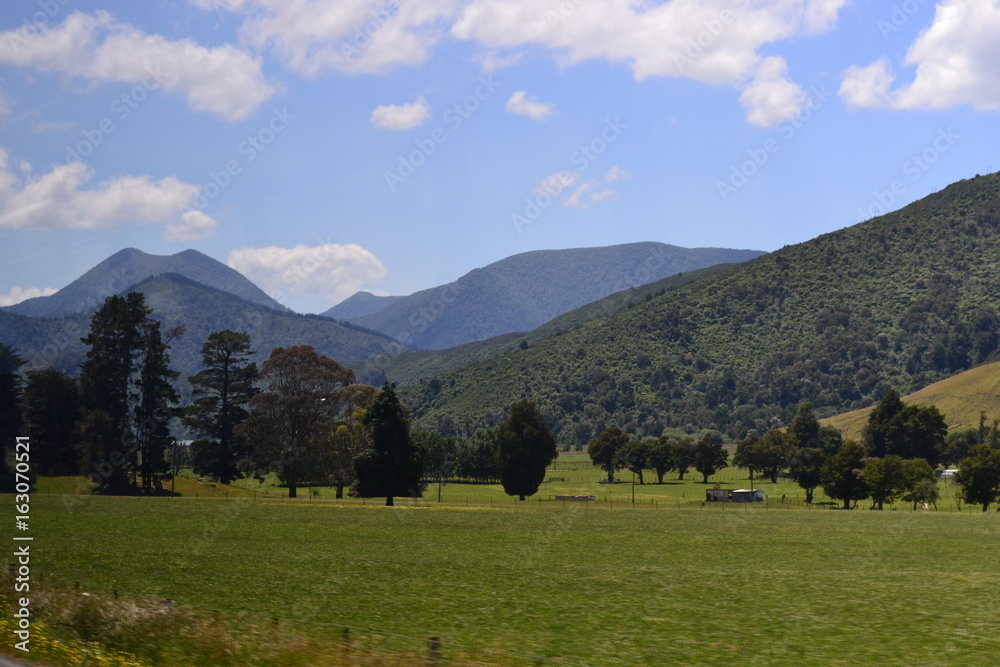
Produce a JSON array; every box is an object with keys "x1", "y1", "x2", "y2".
[{"x1": 10, "y1": 495, "x2": 999, "y2": 666}]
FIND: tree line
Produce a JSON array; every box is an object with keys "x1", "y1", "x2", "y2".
[
  {"x1": 1, "y1": 293, "x2": 560, "y2": 504},
  {"x1": 582, "y1": 396, "x2": 1000, "y2": 511}
]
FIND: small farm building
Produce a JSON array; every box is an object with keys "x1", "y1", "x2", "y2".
[
  {"x1": 732, "y1": 489, "x2": 764, "y2": 503},
  {"x1": 705, "y1": 489, "x2": 733, "y2": 502}
]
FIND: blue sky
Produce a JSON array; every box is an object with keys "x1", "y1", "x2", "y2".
[{"x1": 1, "y1": 0, "x2": 997, "y2": 314}]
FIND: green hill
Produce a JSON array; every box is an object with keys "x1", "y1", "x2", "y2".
[
  {"x1": 402, "y1": 173, "x2": 1000, "y2": 445},
  {"x1": 3, "y1": 247, "x2": 289, "y2": 318},
  {"x1": 343, "y1": 243, "x2": 764, "y2": 350},
  {"x1": 822, "y1": 360, "x2": 1000, "y2": 442}
]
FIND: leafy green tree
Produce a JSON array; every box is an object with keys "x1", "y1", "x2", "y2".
[
  {"x1": 862, "y1": 390, "x2": 947, "y2": 465},
  {"x1": 495, "y1": 399, "x2": 558, "y2": 501},
  {"x1": 820, "y1": 441, "x2": 869, "y2": 509},
  {"x1": 184, "y1": 331, "x2": 259, "y2": 484},
  {"x1": 648, "y1": 437, "x2": 676, "y2": 483},
  {"x1": 20, "y1": 368, "x2": 80, "y2": 476},
  {"x1": 619, "y1": 439, "x2": 650, "y2": 484},
  {"x1": 354, "y1": 383, "x2": 425, "y2": 506},
  {"x1": 901, "y1": 458, "x2": 937, "y2": 510},
  {"x1": 320, "y1": 384, "x2": 378, "y2": 498},
  {"x1": 941, "y1": 428, "x2": 978, "y2": 467},
  {"x1": 457, "y1": 428, "x2": 501, "y2": 483},
  {"x1": 884, "y1": 405, "x2": 947, "y2": 466},
  {"x1": 862, "y1": 390, "x2": 905, "y2": 458},
  {"x1": 734, "y1": 430, "x2": 787, "y2": 483},
  {"x1": 733, "y1": 433, "x2": 762, "y2": 481},
  {"x1": 693, "y1": 436, "x2": 728, "y2": 483},
  {"x1": 671, "y1": 437, "x2": 695, "y2": 480},
  {"x1": 788, "y1": 446, "x2": 826, "y2": 503},
  {"x1": 588, "y1": 427, "x2": 629, "y2": 483},
  {"x1": 817, "y1": 425, "x2": 844, "y2": 456},
  {"x1": 787, "y1": 401, "x2": 820, "y2": 449},
  {"x1": 862, "y1": 455, "x2": 908, "y2": 510},
  {"x1": 241, "y1": 345, "x2": 355, "y2": 498},
  {"x1": 955, "y1": 444, "x2": 1000, "y2": 511}
]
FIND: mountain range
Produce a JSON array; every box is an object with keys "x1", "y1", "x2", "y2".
[{"x1": 325, "y1": 243, "x2": 765, "y2": 350}]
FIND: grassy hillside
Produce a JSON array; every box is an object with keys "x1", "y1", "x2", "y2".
[
  {"x1": 348, "y1": 243, "x2": 764, "y2": 350},
  {"x1": 4, "y1": 247, "x2": 289, "y2": 317},
  {"x1": 823, "y1": 360, "x2": 1000, "y2": 441},
  {"x1": 403, "y1": 173, "x2": 1000, "y2": 444}
]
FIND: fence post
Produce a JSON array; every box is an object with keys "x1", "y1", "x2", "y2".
[
  {"x1": 428, "y1": 636, "x2": 441, "y2": 664},
  {"x1": 342, "y1": 627, "x2": 350, "y2": 661}
]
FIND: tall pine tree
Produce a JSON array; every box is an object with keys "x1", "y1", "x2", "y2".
[
  {"x1": 353, "y1": 383, "x2": 424, "y2": 506},
  {"x1": 78, "y1": 293, "x2": 179, "y2": 493},
  {"x1": 183, "y1": 331, "x2": 259, "y2": 484}
]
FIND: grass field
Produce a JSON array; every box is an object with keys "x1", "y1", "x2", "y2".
[{"x1": 14, "y1": 488, "x2": 1000, "y2": 666}]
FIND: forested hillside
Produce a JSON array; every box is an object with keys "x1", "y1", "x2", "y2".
[
  {"x1": 344, "y1": 243, "x2": 764, "y2": 350},
  {"x1": 403, "y1": 173, "x2": 1000, "y2": 445}
]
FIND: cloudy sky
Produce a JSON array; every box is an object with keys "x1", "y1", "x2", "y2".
[{"x1": 0, "y1": 0, "x2": 997, "y2": 313}]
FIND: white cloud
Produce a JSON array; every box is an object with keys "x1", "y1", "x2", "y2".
[
  {"x1": 533, "y1": 169, "x2": 618, "y2": 209},
  {"x1": 452, "y1": 0, "x2": 847, "y2": 125},
  {"x1": 839, "y1": 58, "x2": 895, "y2": 109},
  {"x1": 505, "y1": 90, "x2": 554, "y2": 120},
  {"x1": 370, "y1": 96, "x2": 431, "y2": 130},
  {"x1": 604, "y1": 165, "x2": 629, "y2": 182},
  {"x1": 480, "y1": 50, "x2": 523, "y2": 74},
  {"x1": 840, "y1": 0, "x2": 1000, "y2": 112},
  {"x1": 533, "y1": 170, "x2": 579, "y2": 196},
  {"x1": 0, "y1": 11, "x2": 276, "y2": 121},
  {"x1": 739, "y1": 56, "x2": 808, "y2": 126},
  {"x1": 166, "y1": 210, "x2": 218, "y2": 242},
  {"x1": 0, "y1": 147, "x2": 217, "y2": 240},
  {"x1": 226, "y1": 243, "x2": 387, "y2": 304},
  {"x1": 0, "y1": 286, "x2": 57, "y2": 307},
  {"x1": 209, "y1": 0, "x2": 463, "y2": 77}
]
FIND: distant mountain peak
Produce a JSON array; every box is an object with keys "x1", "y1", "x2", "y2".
[{"x1": 3, "y1": 247, "x2": 290, "y2": 318}]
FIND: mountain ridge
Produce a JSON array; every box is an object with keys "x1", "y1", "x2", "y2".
[
  {"x1": 342, "y1": 242, "x2": 765, "y2": 350},
  {"x1": 4, "y1": 247, "x2": 289, "y2": 318}
]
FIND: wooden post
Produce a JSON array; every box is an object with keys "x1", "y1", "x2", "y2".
[
  {"x1": 341, "y1": 627, "x2": 350, "y2": 661},
  {"x1": 428, "y1": 636, "x2": 440, "y2": 664}
]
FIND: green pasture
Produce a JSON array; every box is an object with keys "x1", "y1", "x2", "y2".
[
  {"x1": 36, "y1": 452, "x2": 967, "y2": 510},
  {"x1": 16, "y1": 492, "x2": 1000, "y2": 666}
]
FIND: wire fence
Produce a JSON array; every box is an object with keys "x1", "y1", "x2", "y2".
[{"x1": 4, "y1": 569, "x2": 595, "y2": 667}]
